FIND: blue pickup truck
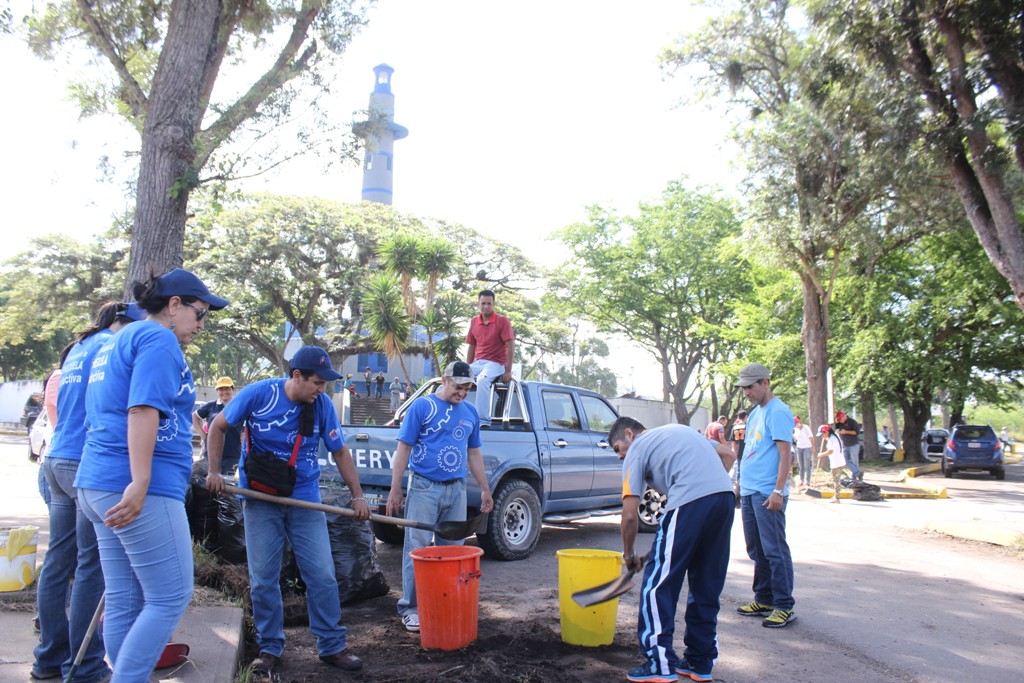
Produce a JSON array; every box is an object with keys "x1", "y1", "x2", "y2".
[{"x1": 320, "y1": 379, "x2": 663, "y2": 560}]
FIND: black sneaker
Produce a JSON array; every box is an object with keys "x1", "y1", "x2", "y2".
[
  {"x1": 675, "y1": 657, "x2": 713, "y2": 681},
  {"x1": 626, "y1": 660, "x2": 678, "y2": 682},
  {"x1": 250, "y1": 652, "x2": 279, "y2": 678}
]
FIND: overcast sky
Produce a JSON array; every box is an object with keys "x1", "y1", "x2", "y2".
[{"x1": 0, "y1": 1, "x2": 743, "y2": 398}]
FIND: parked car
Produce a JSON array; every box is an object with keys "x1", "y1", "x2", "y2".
[
  {"x1": 942, "y1": 424, "x2": 1004, "y2": 480},
  {"x1": 326, "y1": 378, "x2": 636, "y2": 561},
  {"x1": 29, "y1": 410, "x2": 52, "y2": 462},
  {"x1": 858, "y1": 431, "x2": 897, "y2": 460},
  {"x1": 20, "y1": 392, "x2": 43, "y2": 433},
  {"x1": 921, "y1": 428, "x2": 949, "y2": 459}
]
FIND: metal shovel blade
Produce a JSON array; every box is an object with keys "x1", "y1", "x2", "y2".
[
  {"x1": 571, "y1": 551, "x2": 649, "y2": 608},
  {"x1": 434, "y1": 513, "x2": 486, "y2": 541}
]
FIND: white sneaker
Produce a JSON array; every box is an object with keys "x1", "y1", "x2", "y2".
[{"x1": 402, "y1": 613, "x2": 420, "y2": 632}]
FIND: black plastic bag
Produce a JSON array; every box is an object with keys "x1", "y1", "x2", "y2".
[
  {"x1": 322, "y1": 487, "x2": 389, "y2": 605},
  {"x1": 186, "y1": 460, "x2": 220, "y2": 554},
  {"x1": 850, "y1": 481, "x2": 883, "y2": 501},
  {"x1": 216, "y1": 490, "x2": 247, "y2": 565}
]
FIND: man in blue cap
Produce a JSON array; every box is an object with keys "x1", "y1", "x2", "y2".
[{"x1": 205, "y1": 346, "x2": 370, "y2": 678}]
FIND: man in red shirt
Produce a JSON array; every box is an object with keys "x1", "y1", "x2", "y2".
[
  {"x1": 465, "y1": 290, "x2": 515, "y2": 426},
  {"x1": 704, "y1": 416, "x2": 728, "y2": 445}
]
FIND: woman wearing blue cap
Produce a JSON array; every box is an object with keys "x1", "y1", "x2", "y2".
[
  {"x1": 32, "y1": 301, "x2": 145, "y2": 682},
  {"x1": 76, "y1": 268, "x2": 228, "y2": 682}
]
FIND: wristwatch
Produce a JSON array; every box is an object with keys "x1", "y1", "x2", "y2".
[{"x1": 772, "y1": 489, "x2": 784, "y2": 496}]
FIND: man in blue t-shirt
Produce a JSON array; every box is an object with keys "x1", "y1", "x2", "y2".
[
  {"x1": 205, "y1": 346, "x2": 370, "y2": 678},
  {"x1": 386, "y1": 361, "x2": 494, "y2": 633},
  {"x1": 735, "y1": 362, "x2": 797, "y2": 629}
]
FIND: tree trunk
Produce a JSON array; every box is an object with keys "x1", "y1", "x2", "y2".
[
  {"x1": 800, "y1": 272, "x2": 830, "y2": 444},
  {"x1": 900, "y1": 396, "x2": 931, "y2": 463},
  {"x1": 887, "y1": 404, "x2": 902, "y2": 449},
  {"x1": 127, "y1": 0, "x2": 222, "y2": 289},
  {"x1": 860, "y1": 393, "x2": 879, "y2": 461}
]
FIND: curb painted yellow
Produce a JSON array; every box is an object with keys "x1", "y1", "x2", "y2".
[
  {"x1": 1004, "y1": 452, "x2": 1022, "y2": 465},
  {"x1": 925, "y1": 522, "x2": 1024, "y2": 548},
  {"x1": 897, "y1": 462, "x2": 941, "y2": 480}
]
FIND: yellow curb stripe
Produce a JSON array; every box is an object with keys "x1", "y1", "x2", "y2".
[{"x1": 925, "y1": 522, "x2": 1024, "y2": 548}]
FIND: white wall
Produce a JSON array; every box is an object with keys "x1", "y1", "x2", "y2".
[
  {"x1": 609, "y1": 397, "x2": 710, "y2": 431},
  {"x1": 0, "y1": 380, "x2": 43, "y2": 423}
]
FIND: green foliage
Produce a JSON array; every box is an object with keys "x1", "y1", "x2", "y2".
[{"x1": 360, "y1": 271, "x2": 412, "y2": 381}]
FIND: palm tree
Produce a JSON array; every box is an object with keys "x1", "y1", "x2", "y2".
[
  {"x1": 419, "y1": 291, "x2": 468, "y2": 376},
  {"x1": 418, "y1": 238, "x2": 460, "y2": 313},
  {"x1": 377, "y1": 233, "x2": 422, "y2": 318},
  {"x1": 361, "y1": 272, "x2": 412, "y2": 383}
]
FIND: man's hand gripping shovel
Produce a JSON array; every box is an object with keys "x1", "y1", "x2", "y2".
[{"x1": 571, "y1": 551, "x2": 650, "y2": 608}]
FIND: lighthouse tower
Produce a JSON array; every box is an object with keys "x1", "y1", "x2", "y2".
[{"x1": 356, "y1": 64, "x2": 408, "y2": 204}]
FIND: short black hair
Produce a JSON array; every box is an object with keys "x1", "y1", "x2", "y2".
[
  {"x1": 608, "y1": 416, "x2": 646, "y2": 443},
  {"x1": 737, "y1": 410, "x2": 748, "y2": 419},
  {"x1": 478, "y1": 289, "x2": 495, "y2": 300},
  {"x1": 289, "y1": 367, "x2": 317, "y2": 381}
]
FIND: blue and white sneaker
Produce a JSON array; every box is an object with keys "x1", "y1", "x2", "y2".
[{"x1": 626, "y1": 660, "x2": 679, "y2": 682}]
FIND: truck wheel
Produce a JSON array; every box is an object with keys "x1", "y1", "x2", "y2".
[
  {"x1": 638, "y1": 487, "x2": 666, "y2": 534},
  {"x1": 371, "y1": 520, "x2": 405, "y2": 546},
  {"x1": 477, "y1": 478, "x2": 541, "y2": 561}
]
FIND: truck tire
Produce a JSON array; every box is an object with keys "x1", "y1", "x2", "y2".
[
  {"x1": 477, "y1": 478, "x2": 541, "y2": 561},
  {"x1": 638, "y1": 487, "x2": 666, "y2": 534},
  {"x1": 371, "y1": 520, "x2": 405, "y2": 546}
]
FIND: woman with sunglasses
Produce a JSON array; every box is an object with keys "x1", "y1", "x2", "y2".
[{"x1": 76, "y1": 268, "x2": 228, "y2": 682}]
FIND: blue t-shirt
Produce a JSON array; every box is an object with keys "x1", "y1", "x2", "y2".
[
  {"x1": 223, "y1": 378, "x2": 344, "y2": 503},
  {"x1": 740, "y1": 397, "x2": 795, "y2": 496},
  {"x1": 397, "y1": 394, "x2": 482, "y2": 481},
  {"x1": 48, "y1": 329, "x2": 113, "y2": 461},
  {"x1": 77, "y1": 321, "x2": 197, "y2": 501}
]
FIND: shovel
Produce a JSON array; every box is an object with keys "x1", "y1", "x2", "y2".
[
  {"x1": 224, "y1": 485, "x2": 484, "y2": 541},
  {"x1": 571, "y1": 551, "x2": 650, "y2": 608}
]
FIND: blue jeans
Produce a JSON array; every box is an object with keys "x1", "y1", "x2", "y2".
[
  {"x1": 843, "y1": 444, "x2": 861, "y2": 477},
  {"x1": 795, "y1": 447, "x2": 812, "y2": 485},
  {"x1": 740, "y1": 492, "x2": 795, "y2": 611},
  {"x1": 34, "y1": 459, "x2": 109, "y2": 683},
  {"x1": 470, "y1": 359, "x2": 505, "y2": 424},
  {"x1": 244, "y1": 498, "x2": 348, "y2": 657},
  {"x1": 397, "y1": 474, "x2": 467, "y2": 617},
  {"x1": 79, "y1": 489, "x2": 193, "y2": 683}
]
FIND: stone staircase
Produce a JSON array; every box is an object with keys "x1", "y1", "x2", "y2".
[{"x1": 348, "y1": 395, "x2": 396, "y2": 425}]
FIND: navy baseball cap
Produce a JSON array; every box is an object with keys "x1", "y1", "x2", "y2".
[
  {"x1": 155, "y1": 268, "x2": 229, "y2": 310},
  {"x1": 119, "y1": 302, "x2": 146, "y2": 321},
  {"x1": 444, "y1": 361, "x2": 476, "y2": 386},
  {"x1": 289, "y1": 346, "x2": 342, "y2": 381}
]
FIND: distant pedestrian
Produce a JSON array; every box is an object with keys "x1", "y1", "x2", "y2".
[
  {"x1": 882, "y1": 425, "x2": 891, "y2": 442},
  {"x1": 730, "y1": 410, "x2": 748, "y2": 508},
  {"x1": 344, "y1": 373, "x2": 357, "y2": 398},
  {"x1": 817, "y1": 425, "x2": 847, "y2": 503},
  {"x1": 703, "y1": 415, "x2": 728, "y2": 445},
  {"x1": 375, "y1": 371, "x2": 386, "y2": 399},
  {"x1": 389, "y1": 377, "x2": 402, "y2": 412},
  {"x1": 193, "y1": 376, "x2": 241, "y2": 474},
  {"x1": 793, "y1": 416, "x2": 814, "y2": 489},
  {"x1": 834, "y1": 411, "x2": 862, "y2": 480},
  {"x1": 735, "y1": 362, "x2": 797, "y2": 628},
  {"x1": 612, "y1": 418, "x2": 736, "y2": 683}
]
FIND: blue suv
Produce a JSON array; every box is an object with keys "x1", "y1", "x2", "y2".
[{"x1": 943, "y1": 425, "x2": 1005, "y2": 480}]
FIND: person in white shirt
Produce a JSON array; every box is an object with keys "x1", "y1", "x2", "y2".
[
  {"x1": 817, "y1": 425, "x2": 847, "y2": 503},
  {"x1": 792, "y1": 416, "x2": 814, "y2": 489}
]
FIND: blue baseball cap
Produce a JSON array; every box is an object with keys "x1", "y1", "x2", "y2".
[
  {"x1": 289, "y1": 345, "x2": 342, "y2": 381},
  {"x1": 155, "y1": 268, "x2": 229, "y2": 310},
  {"x1": 119, "y1": 302, "x2": 146, "y2": 321}
]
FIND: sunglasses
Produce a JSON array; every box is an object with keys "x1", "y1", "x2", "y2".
[{"x1": 182, "y1": 301, "x2": 210, "y2": 321}]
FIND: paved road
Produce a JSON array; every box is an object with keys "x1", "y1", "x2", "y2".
[{"x1": 3, "y1": 434, "x2": 1023, "y2": 682}]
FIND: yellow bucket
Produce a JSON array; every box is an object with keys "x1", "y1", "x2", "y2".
[
  {"x1": 0, "y1": 526, "x2": 40, "y2": 592},
  {"x1": 556, "y1": 548, "x2": 623, "y2": 646}
]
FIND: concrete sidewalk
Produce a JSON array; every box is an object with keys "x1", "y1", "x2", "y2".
[{"x1": 0, "y1": 606, "x2": 244, "y2": 682}]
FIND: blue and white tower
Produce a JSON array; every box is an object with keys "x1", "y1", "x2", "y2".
[{"x1": 356, "y1": 64, "x2": 408, "y2": 204}]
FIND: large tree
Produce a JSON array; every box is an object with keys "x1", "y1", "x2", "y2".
[
  {"x1": 662, "y1": 0, "x2": 921, "y2": 433},
  {"x1": 557, "y1": 181, "x2": 750, "y2": 424},
  {"x1": 24, "y1": 0, "x2": 369, "y2": 284},
  {"x1": 809, "y1": 0, "x2": 1024, "y2": 312}
]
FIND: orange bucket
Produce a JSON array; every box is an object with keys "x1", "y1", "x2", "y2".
[{"x1": 410, "y1": 545, "x2": 484, "y2": 650}]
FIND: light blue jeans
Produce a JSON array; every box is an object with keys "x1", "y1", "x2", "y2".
[
  {"x1": 795, "y1": 447, "x2": 813, "y2": 485},
  {"x1": 397, "y1": 474, "x2": 467, "y2": 617},
  {"x1": 843, "y1": 444, "x2": 861, "y2": 477},
  {"x1": 35, "y1": 458, "x2": 109, "y2": 683},
  {"x1": 79, "y1": 489, "x2": 193, "y2": 683},
  {"x1": 243, "y1": 498, "x2": 348, "y2": 657},
  {"x1": 470, "y1": 359, "x2": 504, "y2": 424},
  {"x1": 740, "y1": 491, "x2": 795, "y2": 611}
]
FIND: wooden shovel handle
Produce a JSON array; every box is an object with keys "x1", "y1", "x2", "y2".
[{"x1": 224, "y1": 485, "x2": 429, "y2": 531}]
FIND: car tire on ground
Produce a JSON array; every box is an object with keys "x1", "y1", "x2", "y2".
[
  {"x1": 993, "y1": 467, "x2": 1005, "y2": 481},
  {"x1": 638, "y1": 487, "x2": 666, "y2": 534},
  {"x1": 942, "y1": 456, "x2": 954, "y2": 478},
  {"x1": 477, "y1": 478, "x2": 541, "y2": 561}
]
